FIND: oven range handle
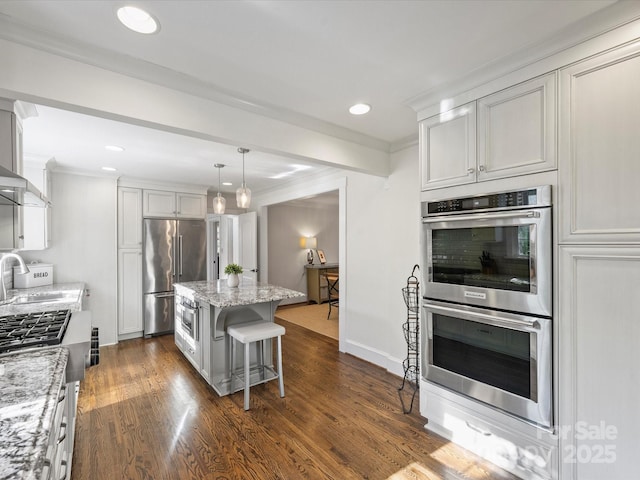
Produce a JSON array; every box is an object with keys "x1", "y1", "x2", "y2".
[
  {"x1": 422, "y1": 210, "x2": 540, "y2": 223},
  {"x1": 423, "y1": 302, "x2": 542, "y2": 331}
]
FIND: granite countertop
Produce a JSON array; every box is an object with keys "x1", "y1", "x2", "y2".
[
  {"x1": 0, "y1": 282, "x2": 85, "y2": 316},
  {"x1": 175, "y1": 280, "x2": 304, "y2": 308},
  {"x1": 0, "y1": 347, "x2": 69, "y2": 479}
]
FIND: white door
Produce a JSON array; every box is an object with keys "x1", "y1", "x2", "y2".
[{"x1": 238, "y1": 212, "x2": 258, "y2": 282}]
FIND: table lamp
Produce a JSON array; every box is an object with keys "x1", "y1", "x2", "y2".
[{"x1": 300, "y1": 237, "x2": 317, "y2": 264}]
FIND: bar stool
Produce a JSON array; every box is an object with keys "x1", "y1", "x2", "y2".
[{"x1": 227, "y1": 321, "x2": 286, "y2": 410}]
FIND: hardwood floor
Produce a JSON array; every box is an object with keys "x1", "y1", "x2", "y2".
[{"x1": 71, "y1": 320, "x2": 518, "y2": 480}]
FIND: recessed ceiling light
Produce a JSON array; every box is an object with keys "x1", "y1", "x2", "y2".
[
  {"x1": 105, "y1": 145, "x2": 125, "y2": 152},
  {"x1": 349, "y1": 103, "x2": 371, "y2": 115},
  {"x1": 117, "y1": 6, "x2": 159, "y2": 34},
  {"x1": 102, "y1": 167, "x2": 117, "y2": 172}
]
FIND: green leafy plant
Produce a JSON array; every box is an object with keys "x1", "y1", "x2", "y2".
[{"x1": 224, "y1": 263, "x2": 243, "y2": 275}]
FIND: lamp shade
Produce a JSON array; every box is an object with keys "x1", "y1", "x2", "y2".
[
  {"x1": 300, "y1": 237, "x2": 317, "y2": 249},
  {"x1": 236, "y1": 184, "x2": 251, "y2": 208},
  {"x1": 213, "y1": 193, "x2": 226, "y2": 214}
]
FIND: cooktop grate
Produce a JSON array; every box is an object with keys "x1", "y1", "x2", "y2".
[{"x1": 0, "y1": 310, "x2": 71, "y2": 354}]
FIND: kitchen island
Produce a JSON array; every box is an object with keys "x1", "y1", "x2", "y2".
[{"x1": 174, "y1": 280, "x2": 304, "y2": 396}]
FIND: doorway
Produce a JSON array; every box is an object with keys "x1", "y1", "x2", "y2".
[{"x1": 258, "y1": 179, "x2": 346, "y2": 349}]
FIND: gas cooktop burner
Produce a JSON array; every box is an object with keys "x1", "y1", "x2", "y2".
[{"x1": 0, "y1": 310, "x2": 71, "y2": 354}]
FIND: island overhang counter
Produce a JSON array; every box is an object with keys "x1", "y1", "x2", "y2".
[{"x1": 173, "y1": 280, "x2": 304, "y2": 397}]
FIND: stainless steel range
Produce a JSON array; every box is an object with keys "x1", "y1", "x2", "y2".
[{"x1": 0, "y1": 310, "x2": 71, "y2": 353}]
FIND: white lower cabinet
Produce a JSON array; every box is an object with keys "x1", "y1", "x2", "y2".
[
  {"x1": 421, "y1": 381, "x2": 558, "y2": 480},
  {"x1": 118, "y1": 248, "x2": 143, "y2": 338},
  {"x1": 558, "y1": 246, "x2": 640, "y2": 480},
  {"x1": 42, "y1": 382, "x2": 69, "y2": 480}
]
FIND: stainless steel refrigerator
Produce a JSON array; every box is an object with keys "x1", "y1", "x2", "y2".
[{"x1": 143, "y1": 218, "x2": 206, "y2": 336}]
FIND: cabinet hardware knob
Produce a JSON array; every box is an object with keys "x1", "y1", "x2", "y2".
[
  {"x1": 478, "y1": 165, "x2": 485, "y2": 172},
  {"x1": 467, "y1": 168, "x2": 475, "y2": 174}
]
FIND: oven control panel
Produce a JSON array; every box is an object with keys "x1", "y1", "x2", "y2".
[{"x1": 423, "y1": 186, "x2": 551, "y2": 216}]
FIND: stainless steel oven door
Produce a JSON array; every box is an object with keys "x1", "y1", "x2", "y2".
[
  {"x1": 422, "y1": 300, "x2": 552, "y2": 428},
  {"x1": 423, "y1": 206, "x2": 552, "y2": 317}
]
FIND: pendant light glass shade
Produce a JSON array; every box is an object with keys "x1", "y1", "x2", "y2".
[
  {"x1": 236, "y1": 148, "x2": 251, "y2": 208},
  {"x1": 213, "y1": 163, "x2": 226, "y2": 214}
]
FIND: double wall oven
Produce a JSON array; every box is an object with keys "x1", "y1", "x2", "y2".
[{"x1": 421, "y1": 185, "x2": 553, "y2": 428}]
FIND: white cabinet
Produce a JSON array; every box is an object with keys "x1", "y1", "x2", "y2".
[
  {"x1": 117, "y1": 186, "x2": 143, "y2": 339},
  {"x1": 420, "y1": 102, "x2": 476, "y2": 190},
  {"x1": 118, "y1": 187, "x2": 142, "y2": 248},
  {"x1": 558, "y1": 42, "x2": 640, "y2": 244},
  {"x1": 420, "y1": 73, "x2": 556, "y2": 190},
  {"x1": 477, "y1": 73, "x2": 556, "y2": 181},
  {"x1": 143, "y1": 189, "x2": 206, "y2": 219},
  {"x1": 558, "y1": 246, "x2": 640, "y2": 480},
  {"x1": 118, "y1": 249, "x2": 143, "y2": 337}
]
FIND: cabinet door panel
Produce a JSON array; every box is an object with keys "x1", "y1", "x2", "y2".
[
  {"x1": 118, "y1": 187, "x2": 142, "y2": 248},
  {"x1": 143, "y1": 190, "x2": 176, "y2": 217},
  {"x1": 559, "y1": 43, "x2": 640, "y2": 243},
  {"x1": 420, "y1": 102, "x2": 476, "y2": 190},
  {"x1": 559, "y1": 247, "x2": 640, "y2": 480},
  {"x1": 177, "y1": 193, "x2": 206, "y2": 218},
  {"x1": 478, "y1": 73, "x2": 556, "y2": 181},
  {"x1": 118, "y1": 249, "x2": 143, "y2": 335}
]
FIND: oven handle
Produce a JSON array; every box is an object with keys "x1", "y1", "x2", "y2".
[
  {"x1": 423, "y1": 302, "x2": 542, "y2": 331},
  {"x1": 422, "y1": 210, "x2": 540, "y2": 223}
]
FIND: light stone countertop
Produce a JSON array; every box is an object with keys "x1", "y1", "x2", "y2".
[
  {"x1": 0, "y1": 347, "x2": 69, "y2": 479},
  {"x1": 175, "y1": 280, "x2": 304, "y2": 308}
]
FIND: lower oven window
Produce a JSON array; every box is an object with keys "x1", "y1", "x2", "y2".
[{"x1": 433, "y1": 314, "x2": 533, "y2": 399}]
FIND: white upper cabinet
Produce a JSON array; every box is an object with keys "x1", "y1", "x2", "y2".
[
  {"x1": 477, "y1": 73, "x2": 556, "y2": 181},
  {"x1": 118, "y1": 187, "x2": 142, "y2": 249},
  {"x1": 143, "y1": 190, "x2": 206, "y2": 219},
  {"x1": 559, "y1": 42, "x2": 640, "y2": 244},
  {"x1": 420, "y1": 73, "x2": 557, "y2": 191},
  {"x1": 420, "y1": 102, "x2": 476, "y2": 190}
]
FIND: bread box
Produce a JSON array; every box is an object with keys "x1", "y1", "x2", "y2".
[{"x1": 13, "y1": 263, "x2": 54, "y2": 288}]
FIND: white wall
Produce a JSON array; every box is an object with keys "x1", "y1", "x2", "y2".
[
  {"x1": 253, "y1": 144, "x2": 420, "y2": 377},
  {"x1": 22, "y1": 171, "x2": 118, "y2": 346},
  {"x1": 267, "y1": 198, "x2": 339, "y2": 303}
]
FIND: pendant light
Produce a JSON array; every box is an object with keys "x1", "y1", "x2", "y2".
[
  {"x1": 236, "y1": 147, "x2": 251, "y2": 208},
  {"x1": 213, "y1": 163, "x2": 226, "y2": 214}
]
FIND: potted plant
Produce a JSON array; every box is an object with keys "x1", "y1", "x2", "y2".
[{"x1": 224, "y1": 263, "x2": 243, "y2": 287}]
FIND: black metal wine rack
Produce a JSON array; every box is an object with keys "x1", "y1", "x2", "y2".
[{"x1": 398, "y1": 264, "x2": 419, "y2": 414}]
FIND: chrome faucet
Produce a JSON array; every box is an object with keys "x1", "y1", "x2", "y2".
[{"x1": 0, "y1": 253, "x2": 29, "y2": 303}]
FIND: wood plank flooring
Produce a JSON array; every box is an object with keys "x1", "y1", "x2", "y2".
[{"x1": 71, "y1": 320, "x2": 519, "y2": 480}]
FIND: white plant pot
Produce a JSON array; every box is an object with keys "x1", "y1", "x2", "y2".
[{"x1": 227, "y1": 273, "x2": 240, "y2": 288}]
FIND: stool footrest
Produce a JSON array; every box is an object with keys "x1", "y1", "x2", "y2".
[{"x1": 230, "y1": 365, "x2": 280, "y2": 393}]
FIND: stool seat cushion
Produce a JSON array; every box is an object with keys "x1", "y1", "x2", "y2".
[{"x1": 227, "y1": 321, "x2": 286, "y2": 344}]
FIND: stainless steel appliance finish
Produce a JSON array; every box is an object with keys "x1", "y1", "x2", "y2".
[
  {"x1": 174, "y1": 292, "x2": 201, "y2": 371},
  {"x1": 143, "y1": 218, "x2": 206, "y2": 336},
  {"x1": 423, "y1": 300, "x2": 552, "y2": 428},
  {"x1": 422, "y1": 185, "x2": 552, "y2": 317}
]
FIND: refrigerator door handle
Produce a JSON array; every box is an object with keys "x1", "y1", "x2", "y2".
[
  {"x1": 179, "y1": 235, "x2": 183, "y2": 276},
  {"x1": 172, "y1": 235, "x2": 177, "y2": 278},
  {"x1": 154, "y1": 292, "x2": 175, "y2": 299}
]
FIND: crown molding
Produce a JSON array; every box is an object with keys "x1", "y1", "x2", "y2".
[
  {"x1": 407, "y1": 1, "x2": 640, "y2": 113},
  {"x1": 0, "y1": 13, "x2": 391, "y2": 154}
]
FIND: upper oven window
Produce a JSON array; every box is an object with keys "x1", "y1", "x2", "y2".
[{"x1": 432, "y1": 224, "x2": 533, "y2": 293}]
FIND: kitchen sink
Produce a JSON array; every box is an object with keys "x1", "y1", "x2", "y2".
[{"x1": 11, "y1": 291, "x2": 80, "y2": 305}]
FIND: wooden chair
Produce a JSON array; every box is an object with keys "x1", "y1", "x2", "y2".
[{"x1": 324, "y1": 272, "x2": 339, "y2": 320}]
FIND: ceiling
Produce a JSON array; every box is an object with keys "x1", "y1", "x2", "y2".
[{"x1": 0, "y1": 0, "x2": 624, "y2": 193}]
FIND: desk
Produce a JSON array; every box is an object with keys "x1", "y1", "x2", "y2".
[{"x1": 305, "y1": 263, "x2": 339, "y2": 304}]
